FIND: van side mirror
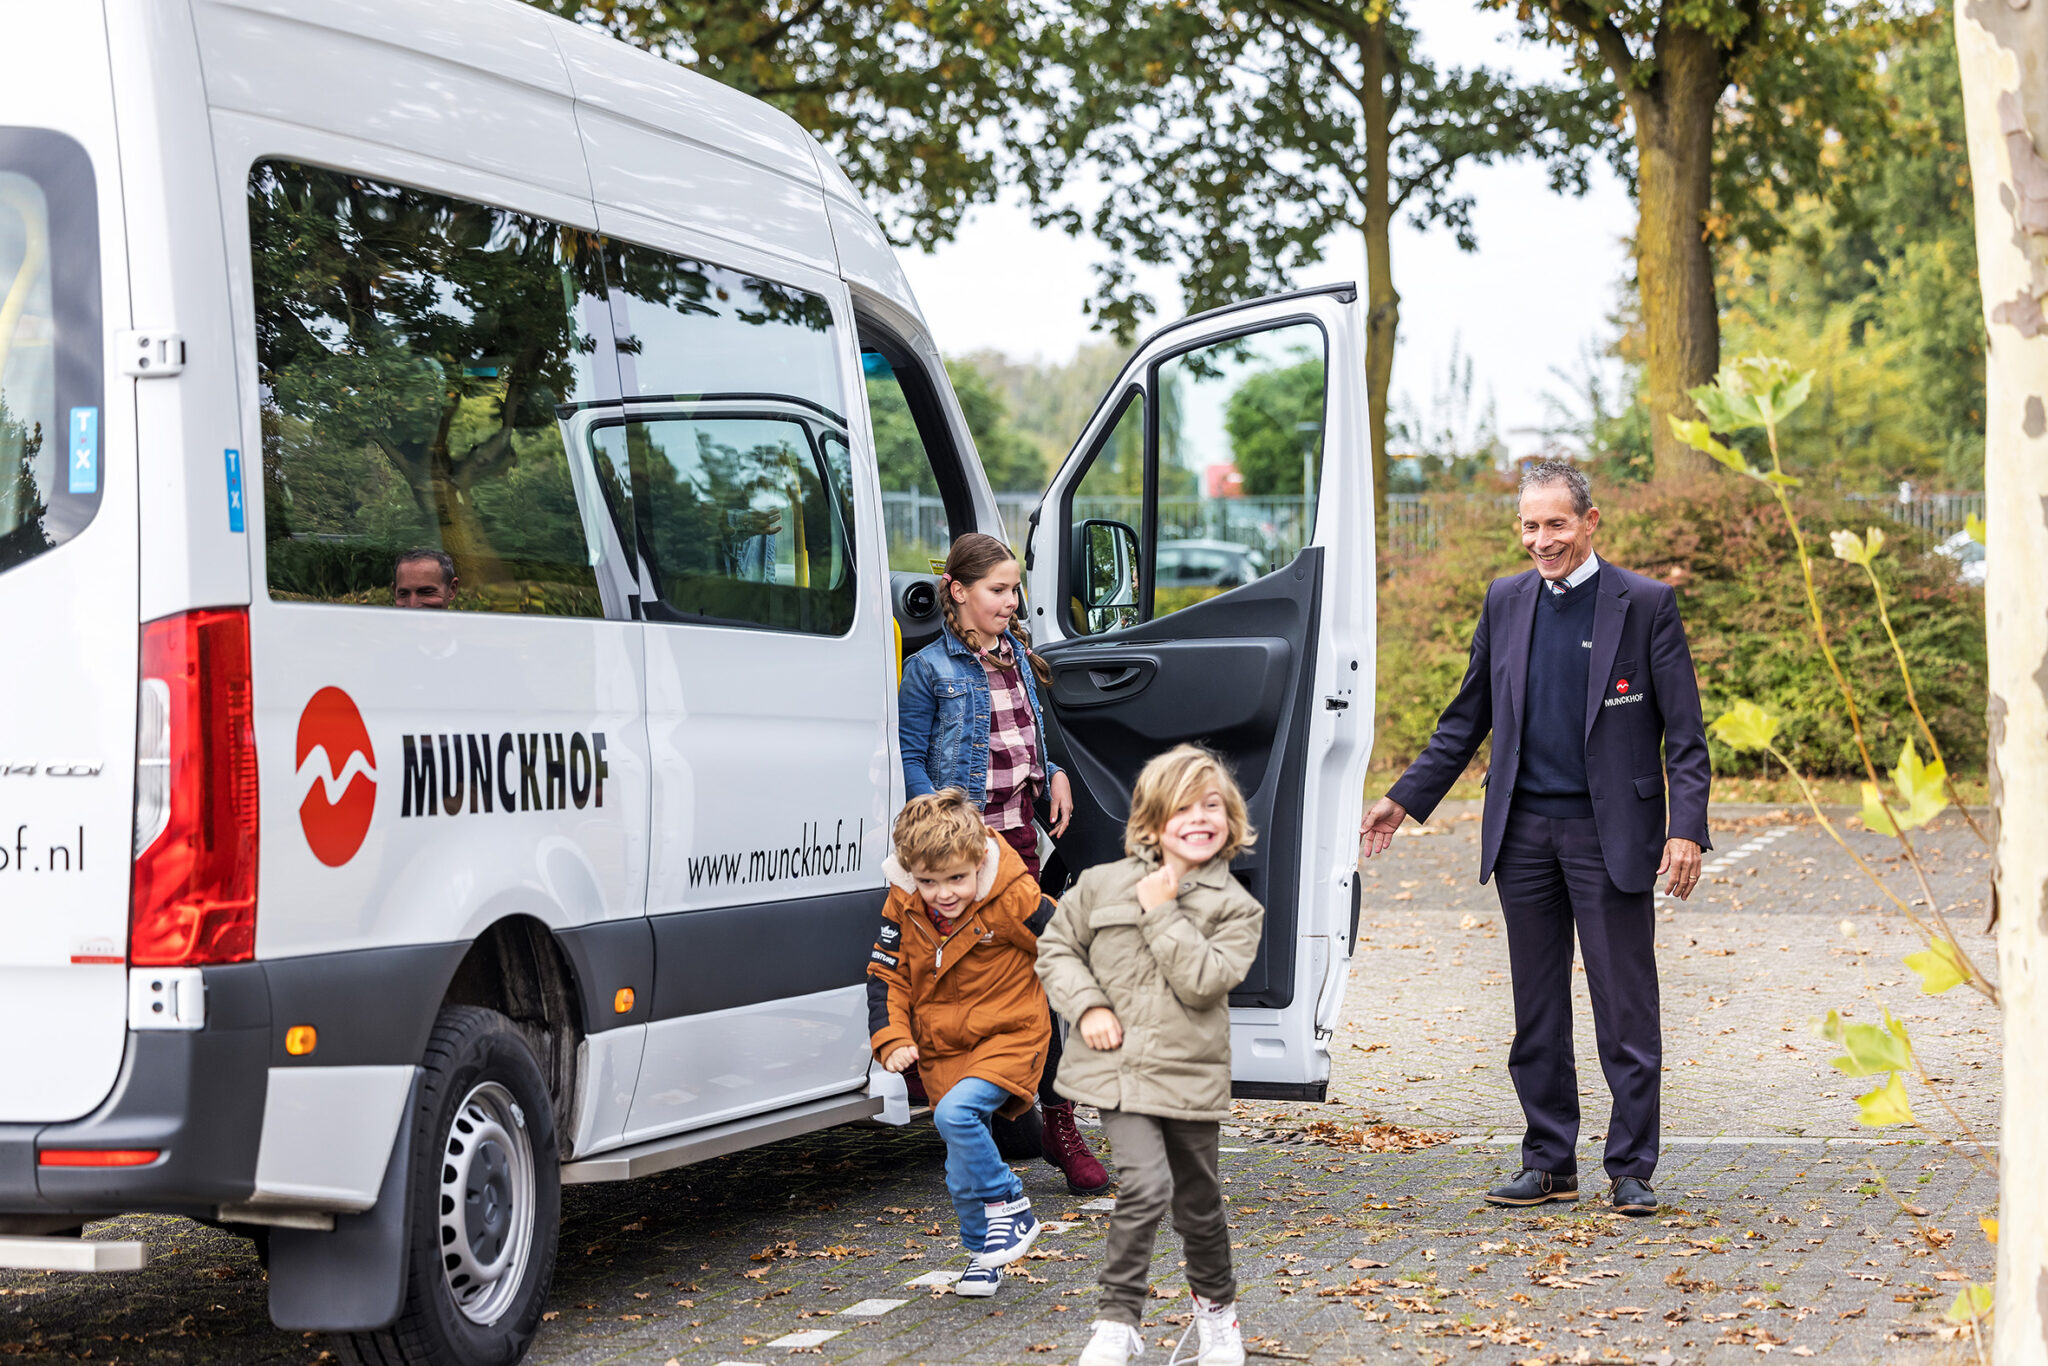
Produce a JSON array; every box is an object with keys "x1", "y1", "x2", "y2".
[{"x1": 1076, "y1": 518, "x2": 1139, "y2": 633}]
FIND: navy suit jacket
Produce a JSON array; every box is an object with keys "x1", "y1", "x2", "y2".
[{"x1": 1387, "y1": 562, "x2": 1712, "y2": 894}]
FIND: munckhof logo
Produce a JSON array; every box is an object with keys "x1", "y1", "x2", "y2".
[{"x1": 296, "y1": 687, "x2": 378, "y2": 867}]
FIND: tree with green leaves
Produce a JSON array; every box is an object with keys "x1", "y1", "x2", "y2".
[
  {"x1": 945, "y1": 359, "x2": 1048, "y2": 491},
  {"x1": 526, "y1": 0, "x2": 1050, "y2": 245},
  {"x1": 1226, "y1": 358, "x2": 1325, "y2": 497},
  {"x1": 1487, "y1": 0, "x2": 1922, "y2": 482},
  {"x1": 1715, "y1": 21, "x2": 1982, "y2": 491},
  {"x1": 1030, "y1": 0, "x2": 1612, "y2": 526}
]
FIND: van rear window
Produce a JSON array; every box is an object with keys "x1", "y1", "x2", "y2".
[
  {"x1": 250, "y1": 161, "x2": 614, "y2": 616},
  {"x1": 0, "y1": 129, "x2": 101, "y2": 576}
]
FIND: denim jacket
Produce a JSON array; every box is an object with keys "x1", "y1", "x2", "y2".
[{"x1": 900, "y1": 628, "x2": 1062, "y2": 808}]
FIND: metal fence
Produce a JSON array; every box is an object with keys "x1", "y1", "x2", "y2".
[
  {"x1": 1843, "y1": 491, "x2": 1982, "y2": 541},
  {"x1": 884, "y1": 488, "x2": 1984, "y2": 572},
  {"x1": 884, "y1": 491, "x2": 1318, "y2": 569}
]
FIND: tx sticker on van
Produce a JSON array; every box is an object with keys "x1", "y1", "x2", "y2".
[
  {"x1": 68, "y1": 407, "x2": 97, "y2": 494},
  {"x1": 224, "y1": 449, "x2": 246, "y2": 532}
]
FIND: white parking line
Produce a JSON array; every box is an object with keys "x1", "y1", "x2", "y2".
[
  {"x1": 904, "y1": 1269, "x2": 962, "y2": 1287},
  {"x1": 840, "y1": 1298, "x2": 909, "y2": 1316},
  {"x1": 766, "y1": 1329, "x2": 842, "y2": 1348},
  {"x1": 1662, "y1": 824, "x2": 1795, "y2": 908},
  {"x1": 1039, "y1": 1220, "x2": 1080, "y2": 1232},
  {"x1": 1079, "y1": 1197, "x2": 1117, "y2": 1211}
]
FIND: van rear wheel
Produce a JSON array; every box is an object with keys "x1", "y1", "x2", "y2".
[{"x1": 340, "y1": 1006, "x2": 559, "y2": 1366}]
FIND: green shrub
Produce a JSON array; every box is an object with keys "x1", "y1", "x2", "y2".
[{"x1": 1372, "y1": 480, "x2": 1985, "y2": 779}]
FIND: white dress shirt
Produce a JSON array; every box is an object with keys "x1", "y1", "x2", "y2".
[{"x1": 1548, "y1": 550, "x2": 1601, "y2": 594}]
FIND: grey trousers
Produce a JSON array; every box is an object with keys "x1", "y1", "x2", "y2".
[{"x1": 1097, "y1": 1108, "x2": 1236, "y2": 1325}]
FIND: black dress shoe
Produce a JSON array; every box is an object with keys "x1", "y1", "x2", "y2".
[
  {"x1": 1484, "y1": 1169, "x2": 1579, "y2": 1206},
  {"x1": 1611, "y1": 1176, "x2": 1658, "y2": 1216}
]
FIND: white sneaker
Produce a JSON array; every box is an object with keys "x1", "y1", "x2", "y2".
[
  {"x1": 1190, "y1": 1294, "x2": 1244, "y2": 1366},
  {"x1": 1077, "y1": 1318, "x2": 1145, "y2": 1366}
]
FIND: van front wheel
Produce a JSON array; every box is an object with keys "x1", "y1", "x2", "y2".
[{"x1": 342, "y1": 1006, "x2": 560, "y2": 1366}]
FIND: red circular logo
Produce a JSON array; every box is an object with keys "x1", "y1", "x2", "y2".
[
  {"x1": 1617, "y1": 679, "x2": 1630, "y2": 693},
  {"x1": 296, "y1": 687, "x2": 377, "y2": 867}
]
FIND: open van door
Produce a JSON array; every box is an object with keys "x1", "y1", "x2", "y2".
[{"x1": 1024, "y1": 285, "x2": 1373, "y2": 1101}]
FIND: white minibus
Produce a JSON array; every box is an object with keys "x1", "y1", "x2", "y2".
[{"x1": 0, "y1": 1, "x2": 1372, "y2": 1361}]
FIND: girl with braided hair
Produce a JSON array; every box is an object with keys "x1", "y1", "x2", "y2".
[{"x1": 898, "y1": 531, "x2": 1110, "y2": 1197}]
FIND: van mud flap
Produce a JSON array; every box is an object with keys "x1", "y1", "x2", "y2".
[{"x1": 266, "y1": 1070, "x2": 419, "y2": 1332}]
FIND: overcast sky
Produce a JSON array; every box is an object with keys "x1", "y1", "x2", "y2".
[{"x1": 896, "y1": 5, "x2": 1639, "y2": 461}]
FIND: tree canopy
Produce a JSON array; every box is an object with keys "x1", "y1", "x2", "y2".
[{"x1": 527, "y1": 0, "x2": 1050, "y2": 246}]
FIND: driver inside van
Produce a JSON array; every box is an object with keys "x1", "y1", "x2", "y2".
[{"x1": 393, "y1": 548, "x2": 458, "y2": 609}]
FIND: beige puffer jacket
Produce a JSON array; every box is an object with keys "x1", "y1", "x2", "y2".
[{"x1": 1036, "y1": 855, "x2": 1265, "y2": 1122}]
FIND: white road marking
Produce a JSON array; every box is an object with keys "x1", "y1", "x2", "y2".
[
  {"x1": 1665, "y1": 824, "x2": 1795, "y2": 904},
  {"x1": 1079, "y1": 1197, "x2": 1117, "y2": 1211},
  {"x1": 766, "y1": 1329, "x2": 842, "y2": 1348},
  {"x1": 904, "y1": 1269, "x2": 962, "y2": 1287},
  {"x1": 1039, "y1": 1220, "x2": 1080, "y2": 1232},
  {"x1": 1449, "y1": 1134, "x2": 1931, "y2": 1146},
  {"x1": 840, "y1": 1298, "x2": 909, "y2": 1316},
  {"x1": 1219, "y1": 1146, "x2": 1250, "y2": 1152}
]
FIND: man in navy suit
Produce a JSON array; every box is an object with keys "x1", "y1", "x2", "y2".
[{"x1": 1361, "y1": 460, "x2": 1710, "y2": 1217}]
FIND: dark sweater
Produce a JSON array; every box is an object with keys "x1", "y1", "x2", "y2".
[{"x1": 1514, "y1": 568, "x2": 1600, "y2": 818}]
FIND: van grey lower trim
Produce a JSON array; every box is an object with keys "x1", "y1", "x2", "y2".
[
  {"x1": 264, "y1": 941, "x2": 469, "y2": 1065},
  {"x1": 0, "y1": 965, "x2": 270, "y2": 1217},
  {"x1": 647, "y1": 888, "x2": 886, "y2": 1020},
  {"x1": 561, "y1": 1090, "x2": 882, "y2": 1184}
]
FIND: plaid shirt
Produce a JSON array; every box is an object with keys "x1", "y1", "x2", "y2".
[{"x1": 980, "y1": 642, "x2": 1043, "y2": 833}]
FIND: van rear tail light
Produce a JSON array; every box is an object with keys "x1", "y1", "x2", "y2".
[{"x1": 130, "y1": 609, "x2": 259, "y2": 965}]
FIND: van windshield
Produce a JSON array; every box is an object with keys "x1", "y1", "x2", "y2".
[{"x1": 0, "y1": 129, "x2": 101, "y2": 574}]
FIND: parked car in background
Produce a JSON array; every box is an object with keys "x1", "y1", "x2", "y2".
[
  {"x1": 1157, "y1": 539, "x2": 1267, "y2": 588},
  {"x1": 1934, "y1": 529, "x2": 1987, "y2": 586}
]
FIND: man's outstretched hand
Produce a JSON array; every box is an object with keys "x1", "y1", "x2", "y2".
[{"x1": 1360, "y1": 796, "x2": 1408, "y2": 859}]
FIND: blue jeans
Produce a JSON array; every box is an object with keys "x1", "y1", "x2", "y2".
[{"x1": 933, "y1": 1077, "x2": 1025, "y2": 1253}]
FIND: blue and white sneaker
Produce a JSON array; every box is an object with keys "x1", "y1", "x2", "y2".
[
  {"x1": 955, "y1": 1256, "x2": 1003, "y2": 1297},
  {"x1": 976, "y1": 1195, "x2": 1042, "y2": 1267}
]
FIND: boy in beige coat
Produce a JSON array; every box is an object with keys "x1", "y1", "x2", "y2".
[{"x1": 1037, "y1": 745, "x2": 1264, "y2": 1366}]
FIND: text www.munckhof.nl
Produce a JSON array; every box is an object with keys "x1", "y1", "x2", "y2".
[{"x1": 686, "y1": 819, "x2": 866, "y2": 889}]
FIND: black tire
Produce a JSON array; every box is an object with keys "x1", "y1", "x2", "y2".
[{"x1": 339, "y1": 1006, "x2": 559, "y2": 1366}]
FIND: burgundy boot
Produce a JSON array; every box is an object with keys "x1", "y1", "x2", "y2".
[{"x1": 1042, "y1": 1099, "x2": 1112, "y2": 1196}]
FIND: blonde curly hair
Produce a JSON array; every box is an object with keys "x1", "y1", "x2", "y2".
[{"x1": 1124, "y1": 744, "x2": 1255, "y2": 863}]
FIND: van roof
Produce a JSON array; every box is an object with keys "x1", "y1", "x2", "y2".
[{"x1": 216, "y1": 0, "x2": 862, "y2": 206}]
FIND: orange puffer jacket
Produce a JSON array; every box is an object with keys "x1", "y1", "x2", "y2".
[{"x1": 866, "y1": 832, "x2": 1055, "y2": 1119}]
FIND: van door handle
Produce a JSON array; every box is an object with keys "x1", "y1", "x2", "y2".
[{"x1": 1088, "y1": 666, "x2": 1142, "y2": 691}]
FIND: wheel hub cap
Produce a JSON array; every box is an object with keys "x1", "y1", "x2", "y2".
[{"x1": 438, "y1": 1081, "x2": 535, "y2": 1325}]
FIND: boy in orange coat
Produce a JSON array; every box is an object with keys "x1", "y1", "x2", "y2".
[{"x1": 868, "y1": 788, "x2": 1056, "y2": 1297}]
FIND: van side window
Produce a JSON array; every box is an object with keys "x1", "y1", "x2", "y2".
[
  {"x1": 1066, "y1": 388, "x2": 1144, "y2": 635},
  {"x1": 605, "y1": 241, "x2": 857, "y2": 636},
  {"x1": 1, "y1": 130, "x2": 101, "y2": 576},
  {"x1": 863, "y1": 348, "x2": 954, "y2": 570},
  {"x1": 249, "y1": 161, "x2": 613, "y2": 616}
]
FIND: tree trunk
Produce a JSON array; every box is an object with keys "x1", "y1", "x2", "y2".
[
  {"x1": 1954, "y1": 2, "x2": 2048, "y2": 1360},
  {"x1": 1360, "y1": 17, "x2": 1396, "y2": 543},
  {"x1": 1630, "y1": 26, "x2": 1722, "y2": 484}
]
